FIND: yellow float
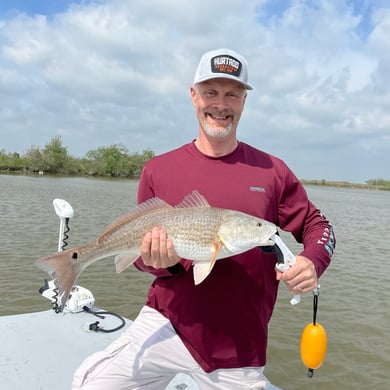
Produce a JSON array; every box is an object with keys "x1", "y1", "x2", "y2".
[{"x1": 300, "y1": 321, "x2": 327, "y2": 377}]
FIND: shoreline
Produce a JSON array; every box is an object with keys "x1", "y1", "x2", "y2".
[
  {"x1": 2, "y1": 170, "x2": 389, "y2": 191},
  {"x1": 300, "y1": 179, "x2": 390, "y2": 191}
]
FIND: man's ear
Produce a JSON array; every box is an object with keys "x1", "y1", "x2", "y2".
[
  {"x1": 243, "y1": 92, "x2": 248, "y2": 107},
  {"x1": 190, "y1": 85, "x2": 197, "y2": 106}
]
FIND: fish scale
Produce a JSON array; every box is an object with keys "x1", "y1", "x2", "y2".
[{"x1": 97, "y1": 208, "x2": 223, "y2": 258}]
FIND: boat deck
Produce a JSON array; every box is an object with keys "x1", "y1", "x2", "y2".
[{"x1": 0, "y1": 309, "x2": 199, "y2": 389}]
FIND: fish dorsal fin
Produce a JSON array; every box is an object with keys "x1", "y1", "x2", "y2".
[
  {"x1": 98, "y1": 197, "x2": 173, "y2": 241},
  {"x1": 175, "y1": 190, "x2": 210, "y2": 209}
]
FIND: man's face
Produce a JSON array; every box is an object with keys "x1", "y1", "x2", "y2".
[{"x1": 191, "y1": 78, "x2": 247, "y2": 138}]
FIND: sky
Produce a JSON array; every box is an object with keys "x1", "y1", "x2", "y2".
[{"x1": 0, "y1": 0, "x2": 389, "y2": 183}]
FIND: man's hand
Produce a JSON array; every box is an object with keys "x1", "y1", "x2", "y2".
[
  {"x1": 275, "y1": 255, "x2": 318, "y2": 294},
  {"x1": 140, "y1": 227, "x2": 181, "y2": 269}
]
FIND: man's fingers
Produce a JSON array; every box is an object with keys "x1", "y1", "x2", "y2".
[
  {"x1": 140, "y1": 231, "x2": 152, "y2": 263},
  {"x1": 140, "y1": 227, "x2": 179, "y2": 269},
  {"x1": 280, "y1": 256, "x2": 318, "y2": 293}
]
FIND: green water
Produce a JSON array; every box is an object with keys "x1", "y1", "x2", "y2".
[{"x1": 1, "y1": 174, "x2": 389, "y2": 389}]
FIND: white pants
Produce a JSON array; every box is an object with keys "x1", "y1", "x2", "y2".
[{"x1": 72, "y1": 306, "x2": 281, "y2": 390}]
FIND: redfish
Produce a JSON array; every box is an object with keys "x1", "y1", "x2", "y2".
[{"x1": 35, "y1": 191, "x2": 276, "y2": 310}]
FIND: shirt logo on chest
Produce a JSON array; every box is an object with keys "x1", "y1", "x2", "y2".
[{"x1": 249, "y1": 186, "x2": 265, "y2": 193}]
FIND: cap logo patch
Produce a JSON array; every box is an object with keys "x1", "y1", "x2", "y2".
[{"x1": 211, "y1": 55, "x2": 242, "y2": 77}]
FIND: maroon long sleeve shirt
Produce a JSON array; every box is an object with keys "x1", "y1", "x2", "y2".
[{"x1": 134, "y1": 140, "x2": 335, "y2": 372}]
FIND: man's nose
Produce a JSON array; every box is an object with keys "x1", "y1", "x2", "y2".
[{"x1": 211, "y1": 97, "x2": 229, "y2": 109}]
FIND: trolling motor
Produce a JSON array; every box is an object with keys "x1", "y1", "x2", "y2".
[
  {"x1": 39, "y1": 199, "x2": 95, "y2": 313},
  {"x1": 37, "y1": 199, "x2": 126, "y2": 333}
]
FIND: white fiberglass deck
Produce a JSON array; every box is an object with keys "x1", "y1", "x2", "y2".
[{"x1": 0, "y1": 309, "x2": 199, "y2": 390}]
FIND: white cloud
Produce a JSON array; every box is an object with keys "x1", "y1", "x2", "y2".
[{"x1": 0, "y1": 0, "x2": 389, "y2": 182}]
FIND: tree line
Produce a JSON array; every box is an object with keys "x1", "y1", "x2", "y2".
[
  {"x1": 1, "y1": 136, "x2": 389, "y2": 189},
  {"x1": 0, "y1": 136, "x2": 155, "y2": 178},
  {"x1": 364, "y1": 178, "x2": 390, "y2": 190},
  {"x1": 300, "y1": 178, "x2": 390, "y2": 190}
]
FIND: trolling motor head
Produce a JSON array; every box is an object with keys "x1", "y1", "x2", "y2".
[
  {"x1": 53, "y1": 199, "x2": 74, "y2": 253},
  {"x1": 53, "y1": 199, "x2": 74, "y2": 219}
]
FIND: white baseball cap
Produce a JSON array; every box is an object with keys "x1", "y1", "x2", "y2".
[{"x1": 193, "y1": 48, "x2": 253, "y2": 90}]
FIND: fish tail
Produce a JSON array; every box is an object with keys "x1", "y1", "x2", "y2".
[{"x1": 35, "y1": 248, "x2": 83, "y2": 310}]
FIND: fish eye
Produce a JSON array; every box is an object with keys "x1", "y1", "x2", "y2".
[
  {"x1": 256, "y1": 222, "x2": 262, "y2": 227},
  {"x1": 72, "y1": 252, "x2": 78, "y2": 259}
]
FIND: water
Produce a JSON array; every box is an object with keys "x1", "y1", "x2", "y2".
[{"x1": 1, "y1": 174, "x2": 389, "y2": 389}]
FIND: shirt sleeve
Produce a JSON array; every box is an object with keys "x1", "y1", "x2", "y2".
[{"x1": 277, "y1": 164, "x2": 335, "y2": 277}]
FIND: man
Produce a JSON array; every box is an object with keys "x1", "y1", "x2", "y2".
[{"x1": 73, "y1": 48, "x2": 335, "y2": 389}]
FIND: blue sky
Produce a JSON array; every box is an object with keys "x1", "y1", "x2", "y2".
[
  {"x1": 0, "y1": 0, "x2": 78, "y2": 17},
  {"x1": 0, "y1": 0, "x2": 389, "y2": 183}
]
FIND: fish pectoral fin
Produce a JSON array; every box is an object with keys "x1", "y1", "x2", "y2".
[
  {"x1": 209, "y1": 240, "x2": 221, "y2": 270},
  {"x1": 114, "y1": 253, "x2": 139, "y2": 273},
  {"x1": 217, "y1": 233, "x2": 236, "y2": 253},
  {"x1": 193, "y1": 241, "x2": 222, "y2": 285},
  {"x1": 193, "y1": 262, "x2": 213, "y2": 285}
]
